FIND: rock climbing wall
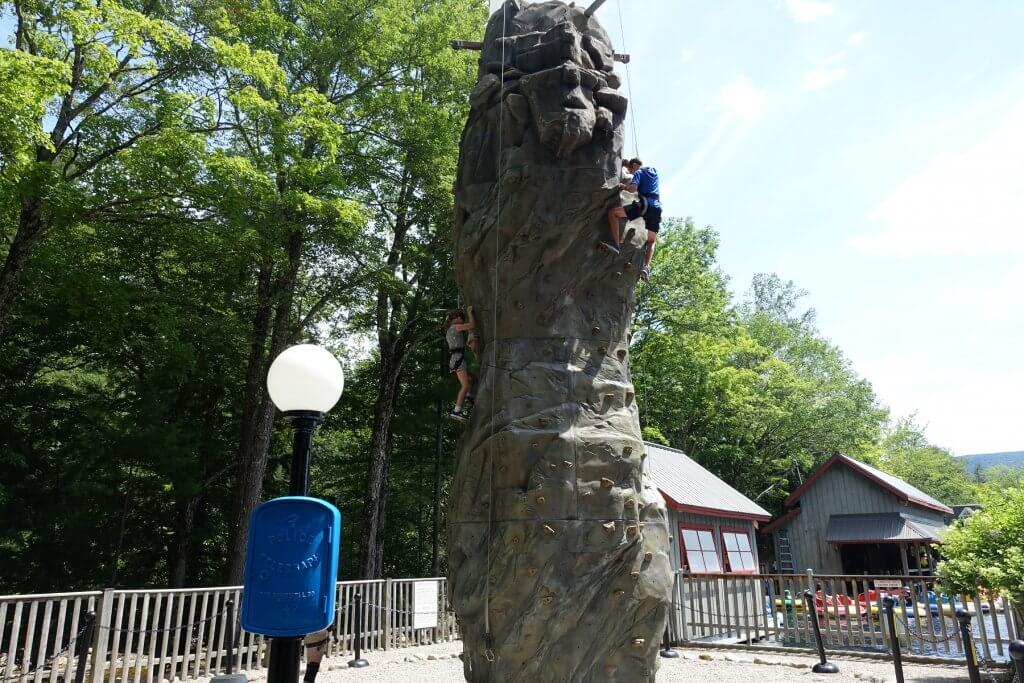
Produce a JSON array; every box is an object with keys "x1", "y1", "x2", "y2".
[{"x1": 447, "y1": 1, "x2": 673, "y2": 681}]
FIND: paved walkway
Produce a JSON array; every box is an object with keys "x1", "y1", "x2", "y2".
[{"x1": 234, "y1": 643, "x2": 980, "y2": 682}]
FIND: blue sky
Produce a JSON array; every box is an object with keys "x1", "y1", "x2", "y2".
[
  {"x1": 582, "y1": 0, "x2": 1024, "y2": 454},
  {"x1": 6, "y1": 2, "x2": 1021, "y2": 454}
]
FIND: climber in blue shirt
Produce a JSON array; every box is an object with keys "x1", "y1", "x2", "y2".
[{"x1": 599, "y1": 158, "x2": 663, "y2": 282}]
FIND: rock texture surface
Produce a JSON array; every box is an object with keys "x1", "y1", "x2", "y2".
[{"x1": 447, "y1": 2, "x2": 673, "y2": 681}]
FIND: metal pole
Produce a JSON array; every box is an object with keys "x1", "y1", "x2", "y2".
[
  {"x1": 226, "y1": 600, "x2": 235, "y2": 676},
  {"x1": 348, "y1": 592, "x2": 369, "y2": 668},
  {"x1": 431, "y1": 341, "x2": 444, "y2": 577},
  {"x1": 957, "y1": 608, "x2": 982, "y2": 683},
  {"x1": 803, "y1": 591, "x2": 839, "y2": 674},
  {"x1": 882, "y1": 597, "x2": 905, "y2": 683},
  {"x1": 659, "y1": 625, "x2": 679, "y2": 658},
  {"x1": 74, "y1": 612, "x2": 96, "y2": 683},
  {"x1": 267, "y1": 410, "x2": 325, "y2": 683},
  {"x1": 584, "y1": 0, "x2": 610, "y2": 17},
  {"x1": 1009, "y1": 640, "x2": 1023, "y2": 683}
]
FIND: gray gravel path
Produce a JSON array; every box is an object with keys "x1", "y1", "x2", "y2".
[{"x1": 254, "y1": 644, "x2": 978, "y2": 682}]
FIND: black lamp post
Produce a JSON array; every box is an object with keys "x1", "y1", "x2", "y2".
[{"x1": 265, "y1": 345, "x2": 345, "y2": 683}]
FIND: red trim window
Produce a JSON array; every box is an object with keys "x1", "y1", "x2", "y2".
[
  {"x1": 721, "y1": 527, "x2": 756, "y2": 574},
  {"x1": 678, "y1": 525, "x2": 722, "y2": 574}
]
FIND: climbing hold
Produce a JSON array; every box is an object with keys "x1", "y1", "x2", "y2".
[
  {"x1": 541, "y1": 596, "x2": 554, "y2": 606},
  {"x1": 600, "y1": 477, "x2": 614, "y2": 488},
  {"x1": 598, "y1": 346, "x2": 607, "y2": 354},
  {"x1": 617, "y1": 349, "x2": 627, "y2": 361},
  {"x1": 614, "y1": 271, "x2": 622, "y2": 279},
  {"x1": 562, "y1": 460, "x2": 573, "y2": 468},
  {"x1": 623, "y1": 446, "x2": 633, "y2": 456},
  {"x1": 624, "y1": 261, "x2": 633, "y2": 270},
  {"x1": 511, "y1": 535, "x2": 520, "y2": 544},
  {"x1": 626, "y1": 525, "x2": 638, "y2": 536},
  {"x1": 516, "y1": 301, "x2": 524, "y2": 310},
  {"x1": 537, "y1": 496, "x2": 546, "y2": 505},
  {"x1": 532, "y1": 442, "x2": 540, "y2": 449},
  {"x1": 543, "y1": 524, "x2": 556, "y2": 536},
  {"x1": 591, "y1": 326, "x2": 601, "y2": 334},
  {"x1": 602, "y1": 521, "x2": 616, "y2": 533},
  {"x1": 644, "y1": 551, "x2": 653, "y2": 562},
  {"x1": 631, "y1": 638, "x2": 645, "y2": 648},
  {"x1": 613, "y1": 589, "x2": 625, "y2": 598},
  {"x1": 499, "y1": 465, "x2": 507, "y2": 473},
  {"x1": 624, "y1": 498, "x2": 635, "y2": 509},
  {"x1": 630, "y1": 570, "x2": 640, "y2": 579},
  {"x1": 528, "y1": 567, "x2": 538, "y2": 576}
]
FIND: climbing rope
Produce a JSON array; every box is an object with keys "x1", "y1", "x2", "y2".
[
  {"x1": 480, "y1": 0, "x2": 508, "y2": 666},
  {"x1": 615, "y1": 0, "x2": 640, "y2": 156}
]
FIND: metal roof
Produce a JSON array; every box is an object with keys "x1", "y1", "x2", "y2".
[
  {"x1": 784, "y1": 453, "x2": 954, "y2": 515},
  {"x1": 825, "y1": 513, "x2": 948, "y2": 544},
  {"x1": 645, "y1": 442, "x2": 771, "y2": 521}
]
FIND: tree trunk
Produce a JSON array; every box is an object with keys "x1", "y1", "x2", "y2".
[
  {"x1": 446, "y1": 5, "x2": 672, "y2": 681},
  {"x1": 0, "y1": 195, "x2": 47, "y2": 340},
  {"x1": 358, "y1": 358, "x2": 402, "y2": 579},
  {"x1": 168, "y1": 496, "x2": 198, "y2": 588},
  {"x1": 226, "y1": 230, "x2": 303, "y2": 584}
]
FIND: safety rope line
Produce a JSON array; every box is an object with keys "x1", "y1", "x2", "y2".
[
  {"x1": 892, "y1": 610, "x2": 959, "y2": 645},
  {"x1": 0, "y1": 622, "x2": 90, "y2": 683},
  {"x1": 481, "y1": 0, "x2": 508, "y2": 665},
  {"x1": 616, "y1": 0, "x2": 640, "y2": 156}
]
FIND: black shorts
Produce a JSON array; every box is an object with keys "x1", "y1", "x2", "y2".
[
  {"x1": 624, "y1": 198, "x2": 662, "y2": 233},
  {"x1": 449, "y1": 350, "x2": 465, "y2": 373}
]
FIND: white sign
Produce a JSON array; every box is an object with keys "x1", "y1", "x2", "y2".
[
  {"x1": 412, "y1": 580, "x2": 439, "y2": 630},
  {"x1": 875, "y1": 580, "x2": 903, "y2": 590}
]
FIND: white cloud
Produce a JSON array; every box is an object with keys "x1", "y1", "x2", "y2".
[
  {"x1": 847, "y1": 31, "x2": 868, "y2": 46},
  {"x1": 662, "y1": 77, "x2": 766, "y2": 196},
  {"x1": 802, "y1": 66, "x2": 847, "y2": 90},
  {"x1": 717, "y1": 76, "x2": 766, "y2": 122},
  {"x1": 787, "y1": 0, "x2": 834, "y2": 23},
  {"x1": 850, "y1": 105, "x2": 1024, "y2": 256}
]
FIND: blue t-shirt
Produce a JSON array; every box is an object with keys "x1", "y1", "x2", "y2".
[{"x1": 631, "y1": 167, "x2": 661, "y2": 209}]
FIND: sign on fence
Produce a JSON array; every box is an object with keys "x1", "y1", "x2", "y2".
[
  {"x1": 412, "y1": 580, "x2": 439, "y2": 630},
  {"x1": 241, "y1": 496, "x2": 341, "y2": 637},
  {"x1": 875, "y1": 580, "x2": 903, "y2": 590}
]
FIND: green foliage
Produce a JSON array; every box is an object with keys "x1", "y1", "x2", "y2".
[
  {"x1": 633, "y1": 219, "x2": 887, "y2": 514},
  {"x1": 938, "y1": 485, "x2": 1024, "y2": 623},
  {"x1": 869, "y1": 416, "x2": 978, "y2": 506}
]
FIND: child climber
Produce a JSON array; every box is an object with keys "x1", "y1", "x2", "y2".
[
  {"x1": 445, "y1": 308, "x2": 477, "y2": 421},
  {"x1": 598, "y1": 157, "x2": 663, "y2": 282}
]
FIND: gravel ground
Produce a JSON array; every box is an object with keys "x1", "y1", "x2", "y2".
[{"x1": 227, "y1": 643, "x2": 980, "y2": 683}]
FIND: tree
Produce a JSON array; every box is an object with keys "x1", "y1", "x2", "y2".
[
  {"x1": 632, "y1": 219, "x2": 886, "y2": 512},
  {"x1": 871, "y1": 416, "x2": 977, "y2": 506},
  {"x1": 0, "y1": 0, "x2": 198, "y2": 339},
  {"x1": 938, "y1": 484, "x2": 1024, "y2": 627}
]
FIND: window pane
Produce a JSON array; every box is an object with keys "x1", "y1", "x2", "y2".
[
  {"x1": 697, "y1": 530, "x2": 715, "y2": 551},
  {"x1": 723, "y1": 533, "x2": 738, "y2": 551},
  {"x1": 726, "y1": 550, "x2": 741, "y2": 570},
  {"x1": 742, "y1": 552, "x2": 756, "y2": 571},
  {"x1": 682, "y1": 529, "x2": 699, "y2": 549},
  {"x1": 736, "y1": 533, "x2": 751, "y2": 551},
  {"x1": 687, "y1": 551, "x2": 706, "y2": 573},
  {"x1": 703, "y1": 551, "x2": 721, "y2": 573}
]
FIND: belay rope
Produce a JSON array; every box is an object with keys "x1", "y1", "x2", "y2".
[{"x1": 481, "y1": 0, "x2": 509, "y2": 666}]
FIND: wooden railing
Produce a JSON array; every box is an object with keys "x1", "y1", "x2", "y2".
[
  {"x1": 0, "y1": 578, "x2": 457, "y2": 683},
  {"x1": 667, "y1": 571, "x2": 1022, "y2": 663}
]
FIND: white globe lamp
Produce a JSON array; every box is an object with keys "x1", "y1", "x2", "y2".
[{"x1": 267, "y1": 344, "x2": 344, "y2": 415}]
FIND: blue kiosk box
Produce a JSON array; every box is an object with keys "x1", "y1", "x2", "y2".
[{"x1": 241, "y1": 496, "x2": 341, "y2": 637}]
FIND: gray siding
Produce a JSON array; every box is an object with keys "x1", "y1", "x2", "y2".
[
  {"x1": 668, "y1": 509, "x2": 759, "y2": 574},
  {"x1": 777, "y1": 463, "x2": 949, "y2": 574}
]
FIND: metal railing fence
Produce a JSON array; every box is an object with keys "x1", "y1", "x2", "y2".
[
  {"x1": 1, "y1": 578, "x2": 456, "y2": 683},
  {"x1": 667, "y1": 570, "x2": 1020, "y2": 663}
]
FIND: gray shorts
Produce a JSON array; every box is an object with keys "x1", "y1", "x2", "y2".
[{"x1": 304, "y1": 629, "x2": 330, "y2": 655}]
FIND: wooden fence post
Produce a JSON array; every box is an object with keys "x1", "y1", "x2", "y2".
[
  {"x1": 89, "y1": 589, "x2": 115, "y2": 683},
  {"x1": 383, "y1": 580, "x2": 392, "y2": 651}
]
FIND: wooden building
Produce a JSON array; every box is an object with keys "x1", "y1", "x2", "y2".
[
  {"x1": 645, "y1": 442, "x2": 771, "y2": 574},
  {"x1": 762, "y1": 453, "x2": 954, "y2": 575}
]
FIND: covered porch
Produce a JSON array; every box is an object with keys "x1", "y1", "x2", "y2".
[{"x1": 826, "y1": 512, "x2": 944, "y2": 576}]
